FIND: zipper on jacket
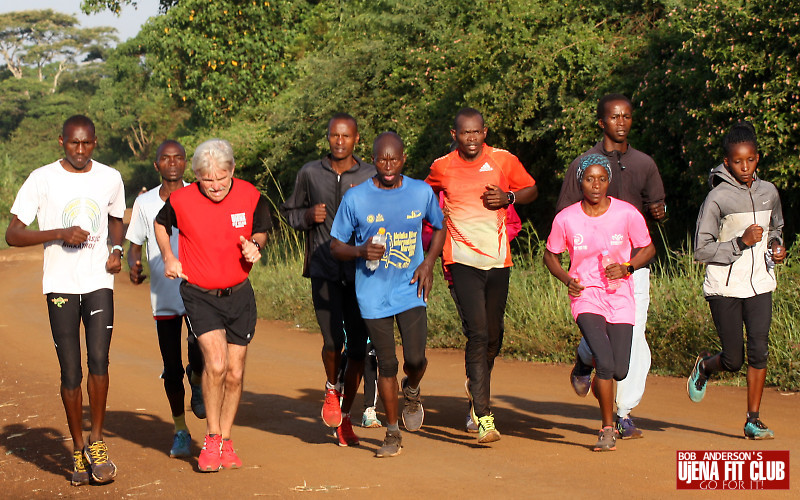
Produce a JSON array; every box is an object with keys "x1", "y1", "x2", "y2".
[
  {"x1": 724, "y1": 265, "x2": 734, "y2": 287},
  {"x1": 747, "y1": 189, "x2": 757, "y2": 295}
]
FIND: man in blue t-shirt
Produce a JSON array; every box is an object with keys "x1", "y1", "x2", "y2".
[{"x1": 331, "y1": 132, "x2": 445, "y2": 458}]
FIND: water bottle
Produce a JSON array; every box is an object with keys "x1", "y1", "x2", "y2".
[
  {"x1": 366, "y1": 228, "x2": 386, "y2": 271},
  {"x1": 601, "y1": 250, "x2": 620, "y2": 290}
]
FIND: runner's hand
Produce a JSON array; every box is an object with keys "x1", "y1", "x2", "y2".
[
  {"x1": 604, "y1": 263, "x2": 626, "y2": 281},
  {"x1": 771, "y1": 241, "x2": 786, "y2": 264},
  {"x1": 648, "y1": 201, "x2": 666, "y2": 221},
  {"x1": 240, "y1": 235, "x2": 262, "y2": 263},
  {"x1": 60, "y1": 226, "x2": 89, "y2": 245},
  {"x1": 567, "y1": 277, "x2": 584, "y2": 297},
  {"x1": 164, "y1": 254, "x2": 188, "y2": 280},
  {"x1": 741, "y1": 224, "x2": 764, "y2": 247},
  {"x1": 481, "y1": 184, "x2": 508, "y2": 209},
  {"x1": 360, "y1": 241, "x2": 386, "y2": 261},
  {"x1": 410, "y1": 260, "x2": 435, "y2": 301},
  {"x1": 129, "y1": 259, "x2": 146, "y2": 284},
  {"x1": 106, "y1": 252, "x2": 122, "y2": 274},
  {"x1": 305, "y1": 204, "x2": 327, "y2": 225}
]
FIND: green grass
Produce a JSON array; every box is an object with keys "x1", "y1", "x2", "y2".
[{"x1": 250, "y1": 221, "x2": 800, "y2": 391}]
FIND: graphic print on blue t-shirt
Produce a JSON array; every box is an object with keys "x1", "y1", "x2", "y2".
[{"x1": 330, "y1": 176, "x2": 444, "y2": 319}]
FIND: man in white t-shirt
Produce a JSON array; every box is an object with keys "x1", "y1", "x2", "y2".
[
  {"x1": 126, "y1": 140, "x2": 205, "y2": 459},
  {"x1": 5, "y1": 115, "x2": 125, "y2": 486}
]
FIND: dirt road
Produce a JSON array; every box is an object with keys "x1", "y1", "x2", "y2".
[{"x1": 0, "y1": 245, "x2": 797, "y2": 498}]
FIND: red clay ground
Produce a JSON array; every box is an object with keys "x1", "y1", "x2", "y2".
[{"x1": 0, "y1": 244, "x2": 797, "y2": 498}]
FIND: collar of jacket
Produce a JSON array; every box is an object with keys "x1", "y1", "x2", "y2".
[{"x1": 321, "y1": 155, "x2": 369, "y2": 174}]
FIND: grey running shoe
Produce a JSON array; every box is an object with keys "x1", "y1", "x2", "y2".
[
  {"x1": 186, "y1": 365, "x2": 206, "y2": 419},
  {"x1": 401, "y1": 377, "x2": 424, "y2": 432},
  {"x1": 375, "y1": 430, "x2": 402, "y2": 458},
  {"x1": 593, "y1": 426, "x2": 618, "y2": 452},
  {"x1": 616, "y1": 416, "x2": 643, "y2": 440},
  {"x1": 70, "y1": 449, "x2": 90, "y2": 486},
  {"x1": 83, "y1": 440, "x2": 117, "y2": 483}
]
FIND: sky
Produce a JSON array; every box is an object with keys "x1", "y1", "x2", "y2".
[{"x1": 0, "y1": 0, "x2": 162, "y2": 42}]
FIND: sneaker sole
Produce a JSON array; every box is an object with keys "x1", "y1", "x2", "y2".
[
  {"x1": 90, "y1": 471, "x2": 117, "y2": 483},
  {"x1": 619, "y1": 432, "x2": 644, "y2": 440},
  {"x1": 198, "y1": 466, "x2": 221, "y2": 472},
  {"x1": 478, "y1": 430, "x2": 501, "y2": 444},
  {"x1": 362, "y1": 421, "x2": 382, "y2": 428},
  {"x1": 375, "y1": 447, "x2": 402, "y2": 458},
  {"x1": 70, "y1": 476, "x2": 89, "y2": 487},
  {"x1": 744, "y1": 434, "x2": 774, "y2": 440},
  {"x1": 170, "y1": 451, "x2": 192, "y2": 458},
  {"x1": 592, "y1": 445, "x2": 617, "y2": 451}
]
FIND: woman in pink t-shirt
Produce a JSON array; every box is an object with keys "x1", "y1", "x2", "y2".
[{"x1": 544, "y1": 153, "x2": 655, "y2": 452}]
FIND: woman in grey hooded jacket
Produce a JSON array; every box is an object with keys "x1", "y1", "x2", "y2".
[{"x1": 686, "y1": 122, "x2": 785, "y2": 440}]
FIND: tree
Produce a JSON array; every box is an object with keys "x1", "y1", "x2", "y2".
[
  {"x1": 89, "y1": 40, "x2": 189, "y2": 160},
  {"x1": 626, "y1": 0, "x2": 800, "y2": 233},
  {"x1": 0, "y1": 10, "x2": 116, "y2": 92},
  {"x1": 81, "y1": 0, "x2": 177, "y2": 15},
  {"x1": 133, "y1": 0, "x2": 314, "y2": 124}
]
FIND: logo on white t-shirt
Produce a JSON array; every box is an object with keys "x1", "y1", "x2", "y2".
[
  {"x1": 63, "y1": 198, "x2": 101, "y2": 233},
  {"x1": 479, "y1": 163, "x2": 493, "y2": 172},
  {"x1": 231, "y1": 212, "x2": 247, "y2": 228}
]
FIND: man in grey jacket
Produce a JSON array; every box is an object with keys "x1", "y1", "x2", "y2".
[{"x1": 281, "y1": 113, "x2": 376, "y2": 446}]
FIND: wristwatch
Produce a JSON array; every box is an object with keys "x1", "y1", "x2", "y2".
[
  {"x1": 506, "y1": 191, "x2": 515, "y2": 205},
  {"x1": 623, "y1": 262, "x2": 634, "y2": 276},
  {"x1": 111, "y1": 244, "x2": 124, "y2": 257}
]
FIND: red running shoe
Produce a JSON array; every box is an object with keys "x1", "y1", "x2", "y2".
[
  {"x1": 335, "y1": 415, "x2": 360, "y2": 447},
  {"x1": 197, "y1": 434, "x2": 222, "y2": 472},
  {"x1": 321, "y1": 387, "x2": 342, "y2": 427},
  {"x1": 220, "y1": 439, "x2": 242, "y2": 469}
]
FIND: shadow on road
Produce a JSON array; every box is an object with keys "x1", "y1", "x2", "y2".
[{"x1": 0, "y1": 423, "x2": 72, "y2": 481}]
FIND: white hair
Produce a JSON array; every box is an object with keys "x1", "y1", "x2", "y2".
[{"x1": 192, "y1": 138, "x2": 235, "y2": 175}]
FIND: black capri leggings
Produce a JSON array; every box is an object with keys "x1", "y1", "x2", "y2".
[
  {"x1": 576, "y1": 313, "x2": 632, "y2": 381},
  {"x1": 311, "y1": 278, "x2": 368, "y2": 361},
  {"x1": 707, "y1": 293, "x2": 771, "y2": 371},
  {"x1": 46, "y1": 288, "x2": 114, "y2": 389},
  {"x1": 364, "y1": 306, "x2": 428, "y2": 378}
]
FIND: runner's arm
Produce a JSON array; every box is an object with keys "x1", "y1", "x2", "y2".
[
  {"x1": 5, "y1": 215, "x2": 89, "y2": 247},
  {"x1": 330, "y1": 237, "x2": 385, "y2": 262},
  {"x1": 128, "y1": 243, "x2": 146, "y2": 284},
  {"x1": 543, "y1": 249, "x2": 584, "y2": 297}
]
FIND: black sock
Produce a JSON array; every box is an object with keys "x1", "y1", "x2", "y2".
[{"x1": 747, "y1": 411, "x2": 760, "y2": 423}]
